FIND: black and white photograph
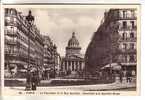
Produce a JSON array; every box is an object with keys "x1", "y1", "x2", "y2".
[{"x1": 1, "y1": 4, "x2": 140, "y2": 95}]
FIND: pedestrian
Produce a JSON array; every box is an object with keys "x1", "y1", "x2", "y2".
[
  {"x1": 31, "y1": 72, "x2": 37, "y2": 91},
  {"x1": 128, "y1": 71, "x2": 132, "y2": 83},
  {"x1": 126, "y1": 71, "x2": 131, "y2": 83},
  {"x1": 119, "y1": 71, "x2": 123, "y2": 83}
]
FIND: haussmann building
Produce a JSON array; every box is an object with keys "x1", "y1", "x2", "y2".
[
  {"x1": 4, "y1": 8, "x2": 44, "y2": 78},
  {"x1": 85, "y1": 9, "x2": 137, "y2": 82}
]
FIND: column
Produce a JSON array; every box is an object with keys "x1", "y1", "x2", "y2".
[
  {"x1": 79, "y1": 61, "x2": 82, "y2": 71},
  {"x1": 64, "y1": 61, "x2": 66, "y2": 71},
  {"x1": 82, "y1": 61, "x2": 84, "y2": 70},
  {"x1": 63, "y1": 61, "x2": 65, "y2": 71},
  {"x1": 70, "y1": 61, "x2": 72, "y2": 71},
  {"x1": 78, "y1": 61, "x2": 80, "y2": 70},
  {"x1": 66, "y1": 61, "x2": 68, "y2": 71},
  {"x1": 76, "y1": 61, "x2": 78, "y2": 71},
  {"x1": 74, "y1": 61, "x2": 77, "y2": 71},
  {"x1": 77, "y1": 61, "x2": 79, "y2": 71}
]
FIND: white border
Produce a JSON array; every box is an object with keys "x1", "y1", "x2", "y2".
[{"x1": 1, "y1": 4, "x2": 141, "y2": 96}]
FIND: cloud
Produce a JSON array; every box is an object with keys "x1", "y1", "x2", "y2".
[{"x1": 58, "y1": 17, "x2": 75, "y2": 29}]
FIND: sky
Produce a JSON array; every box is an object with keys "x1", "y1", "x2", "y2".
[{"x1": 15, "y1": 7, "x2": 106, "y2": 56}]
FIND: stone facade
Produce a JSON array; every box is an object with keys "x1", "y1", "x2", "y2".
[
  {"x1": 61, "y1": 32, "x2": 84, "y2": 78},
  {"x1": 85, "y1": 9, "x2": 137, "y2": 79},
  {"x1": 4, "y1": 8, "x2": 44, "y2": 78},
  {"x1": 42, "y1": 35, "x2": 61, "y2": 78}
]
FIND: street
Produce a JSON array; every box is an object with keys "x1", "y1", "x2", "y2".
[{"x1": 4, "y1": 82, "x2": 136, "y2": 91}]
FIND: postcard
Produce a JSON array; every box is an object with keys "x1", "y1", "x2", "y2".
[{"x1": 0, "y1": 4, "x2": 140, "y2": 96}]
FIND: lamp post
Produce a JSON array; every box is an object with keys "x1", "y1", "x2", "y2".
[
  {"x1": 25, "y1": 10, "x2": 34, "y2": 91},
  {"x1": 53, "y1": 44, "x2": 57, "y2": 78}
]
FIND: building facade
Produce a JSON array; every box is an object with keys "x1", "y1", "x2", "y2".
[
  {"x1": 103, "y1": 9, "x2": 137, "y2": 72},
  {"x1": 85, "y1": 9, "x2": 137, "y2": 80},
  {"x1": 4, "y1": 8, "x2": 44, "y2": 78},
  {"x1": 42, "y1": 35, "x2": 61, "y2": 79},
  {"x1": 43, "y1": 35, "x2": 53, "y2": 72},
  {"x1": 115, "y1": 9, "x2": 137, "y2": 72},
  {"x1": 61, "y1": 32, "x2": 84, "y2": 78}
]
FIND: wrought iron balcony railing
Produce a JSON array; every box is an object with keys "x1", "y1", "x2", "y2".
[
  {"x1": 5, "y1": 50, "x2": 18, "y2": 56},
  {"x1": 5, "y1": 20, "x2": 17, "y2": 26},
  {"x1": 5, "y1": 39, "x2": 17, "y2": 45},
  {"x1": 119, "y1": 48, "x2": 136, "y2": 54},
  {"x1": 118, "y1": 15, "x2": 137, "y2": 20},
  {"x1": 119, "y1": 26, "x2": 137, "y2": 31},
  {"x1": 119, "y1": 37, "x2": 137, "y2": 42}
]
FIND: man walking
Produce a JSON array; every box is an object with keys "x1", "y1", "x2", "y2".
[{"x1": 31, "y1": 71, "x2": 37, "y2": 90}]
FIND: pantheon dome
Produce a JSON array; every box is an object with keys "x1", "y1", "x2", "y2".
[
  {"x1": 62, "y1": 32, "x2": 84, "y2": 77},
  {"x1": 67, "y1": 32, "x2": 80, "y2": 48},
  {"x1": 66, "y1": 32, "x2": 81, "y2": 57}
]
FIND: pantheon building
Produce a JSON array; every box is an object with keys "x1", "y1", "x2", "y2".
[{"x1": 61, "y1": 32, "x2": 84, "y2": 77}]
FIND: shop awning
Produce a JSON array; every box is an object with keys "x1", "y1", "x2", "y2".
[{"x1": 101, "y1": 63, "x2": 122, "y2": 70}]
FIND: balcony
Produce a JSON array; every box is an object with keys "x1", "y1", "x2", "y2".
[
  {"x1": 119, "y1": 48, "x2": 136, "y2": 54},
  {"x1": 118, "y1": 15, "x2": 137, "y2": 20},
  {"x1": 5, "y1": 39, "x2": 17, "y2": 45},
  {"x1": 5, "y1": 31, "x2": 17, "y2": 37},
  {"x1": 119, "y1": 59, "x2": 136, "y2": 66},
  {"x1": 5, "y1": 13, "x2": 17, "y2": 18},
  {"x1": 117, "y1": 58, "x2": 136, "y2": 65},
  {"x1": 19, "y1": 51, "x2": 28, "y2": 58},
  {"x1": 119, "y1": 26, "x2": 137, "y2": 31},
  {"x1": 119, "y1": 37, "x2": 137, "y2": 42},
  {"x1": 5, "y1": 50, "x2": 18, "y2": 56},
  {"x1": 5, "y1": 20, "x2": 17, "y2": 26},
  {"x1": 117, "y1": 59, "x2": 136, "y2": 65}
]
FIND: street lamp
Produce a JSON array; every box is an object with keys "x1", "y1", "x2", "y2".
[
  {"x1": 25, "y1": 10, "x2": 34, "y2": 91},
  {"x1": 53, "y1": 44, "x2": 57, "y2": 78}
]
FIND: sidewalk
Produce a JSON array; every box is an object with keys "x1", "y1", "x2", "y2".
[{"x1": 4, "y1": 82, "x2": 136, "y2": 91}]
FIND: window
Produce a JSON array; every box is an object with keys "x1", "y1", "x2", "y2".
[
  {"x1": 10, "y1": 9, "x2": 14, "y2": 14},
  {"x1": 130, "y1": 32, "x2": 134, "y2": 38},
  {"x1": 124, "y1": 55, "x2": 128, "y2": 62},
  {"x1": 123, "y1": 10, "x2": 127, "y2": 18},
  {"x1": 122, "y1": 33, "x2": 125, "y2": 39},
  {"x1": 123, "y1": 21, "x2": 127, "y2": 29},
  {"x1": 10, "y1": 9, "x2": 17, "y2": 15},
  {"x1": 122, "y1": 32, "x2": 127, "y2": 40},
  {"x1": 130, "y1": 43, "x2": 135, "y2": 49},
  {"x1": 68, "y1": 61, "x2": 71, "y2": 66},
  {"x1": 123, "y1": 43, "x2": 127, "y2": 50},
  {"x1": 72, "y1": 61, "x2": 74, "y2": 71},
  {"x1": 6, "y1": 26, "x2": 15, "y2": 34},
  {"x1": 129, "y1": 55, "x2": 135, "y2": 62},
  {"x1": 13, "y1": 37, "x2": 17, "y2": 41},
  {"x1": 131, "y1": 10, "x2": 135, "y2": 18},
  {"x1": 5, "y1": 8, "x2": 9, "y2": 14},
  {"x1": 130, "y1": 21, "x2": 135, "y2": 29},
  {"x1": 9, "y1": 45, "x2": 14, "y2": 54}
]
